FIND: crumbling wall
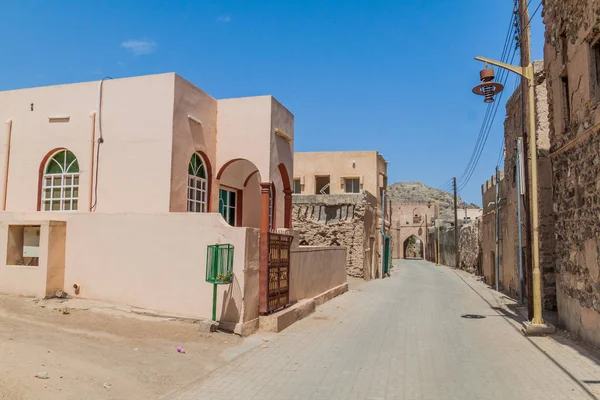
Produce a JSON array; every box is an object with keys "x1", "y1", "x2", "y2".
[
  {"x1": 292, "y1": 193, "x2": 377, "y2": 278},
  {"x1": 428, "y1": 221, "x2": 480, "y2": 272},
  {"x1": 545, "y1": 0, "x2": 600, "y2": 346},
  {"x1": 459, "y1": 222, "x2": 481, "y2": 274}
]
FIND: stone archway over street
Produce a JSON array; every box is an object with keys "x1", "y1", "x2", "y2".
[
  {"x1": 403, "y1": 235, "x2": 423, "y2": 259},
  {"x1": 391, "y1": 203, "x2": 433, "y2": 259}
]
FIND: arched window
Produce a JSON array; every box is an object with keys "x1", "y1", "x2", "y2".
[
  {"x1": 188, "y1": 153, "x2": 208, "y2": 212},
  {"x1": 42, "y1": 149, "x2": 80, "y2": 211}
]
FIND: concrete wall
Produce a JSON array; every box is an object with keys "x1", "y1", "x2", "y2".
[
  {"x1": 0, "y1": 73, "x2": 175, "y2": 213},
  {"x1": 290, "y1": 246, "x2": 347, "y2": 302},
  {"x1": 544, "y1": 0, "x2": 600, "y2": 347},
  {"x1": 292, "y1": 192, "x2": 380, "y2": 279},
  {"x1": 0, "y1": 212, "x2": 260, "y2": 330}
]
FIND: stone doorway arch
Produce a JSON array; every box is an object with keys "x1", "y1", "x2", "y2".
[{"x1": 403, "y1": 235, "x2": 424, "y2": 259}]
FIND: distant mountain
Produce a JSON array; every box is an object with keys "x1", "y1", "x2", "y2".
[{"x1": 387, "y1": 182, "x2": 480, "y2": 221}]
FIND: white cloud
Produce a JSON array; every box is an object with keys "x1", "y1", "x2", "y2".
[
  {"x1": 121, "y1": 39, "x2": 156, "y2": 56},
  {"x1": 216, "y1": 15, "x2": 231, "y2": 23}
]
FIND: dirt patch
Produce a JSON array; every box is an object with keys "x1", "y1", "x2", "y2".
[{"x1": 0, "y1": 294, "x2": 243, "y2": 400}]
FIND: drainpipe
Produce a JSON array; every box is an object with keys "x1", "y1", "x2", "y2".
[
  {"x1": 495, "y1": 166, "x2": 500, "y2": 291},
  {"x1": 380, "y1": 189, "x2": 386, "y2": 279},
  {"x1": 2, "y1": 119, "x2": 12, "y2": 211},
  {"x1": 89, "y1": 112, "x2": 96, "y2": 211},
  {"x1": 516, "y1": 137, "x2": 524, "y2": 305}
]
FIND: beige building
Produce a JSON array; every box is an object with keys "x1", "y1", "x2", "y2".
[
  {"x1": 480, "y1": 63, "x2": 556, "y2": 311},
  {"x1": 292, "y1": 151, "x2": 390, "y2": 280},
  {"x1": 293, "y1": 151, "x2": 388, "y2": 202},
  {"x1": 0, "y1": 73, "x2": 348, "y2": 334},
  {"x1": 543, "y1": 0, "x2": 600, "y2": 347}
]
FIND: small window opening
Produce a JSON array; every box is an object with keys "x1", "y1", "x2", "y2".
[
  {"x1": 6, "y1": 225, "x2": 40, "y2": 266},
  {"x1": 344, "y1": 178, "x2": 360, "y2": 194},
  {"x1": 561, "y1": 75, "x2": 571, "y2": 130},
  {"x1": 293, "y1": 179, "x2": 301, "y2": 194},
  {"x1": 591, "y1": 40, "x2": 600, "y2": 102},
  {"x1": 315, "y1": 176, "x2": 330, "y2": 194}
]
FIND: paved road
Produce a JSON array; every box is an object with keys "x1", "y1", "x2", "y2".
[{"x1": 165, "y1": 259, "x2": 599, "y2": 400}]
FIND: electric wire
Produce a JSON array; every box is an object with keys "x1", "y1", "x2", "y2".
[
  {"x1": 453, "y1": 8, "x2": 517, "y2": 190},
  {"x1": 458, "y1": 46, "x2": 518, "y2": 191}
]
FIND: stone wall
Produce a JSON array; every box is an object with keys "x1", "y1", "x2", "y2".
[
  {"x1": 426, "y1": 221, "x2": 480, "y2": 273},
  {"x1": 292, "y1": 193, "x2": 379, "y2": 279},
  {"x1": 459, "y1": 222, "x2": 481, "y2": 274},
  {"x1": 544, "y1": 0, "x2": 600, "y2": 346}
]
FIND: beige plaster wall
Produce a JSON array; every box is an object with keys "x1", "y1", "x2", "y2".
[
  {"x1": 0, "y1": 212, "x2": 260, "y2": 325},
  {"x1": 294, "y1": 151, "x2": 385, "y2": 200},
  {"x1": 0, "y1": 73, "x2": 175, "y2": 213},
  {"x1": 216, "y1": 96, "x2": 272, "y2": 183},
  {"x1": 270, "y1": 97, "x2": 294, "y2": 229},
  {"x1": 289, "y1": 246, "x2": 347, "y2": 302},
  {"x1": 170, "y1": 75, "x2": 218, "y2": 212}
]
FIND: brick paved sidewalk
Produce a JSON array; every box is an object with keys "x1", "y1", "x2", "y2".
[{"x1": 163, "y1": 260, "x2": 600, "y2": 400}]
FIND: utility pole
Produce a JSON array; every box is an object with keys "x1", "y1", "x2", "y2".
[
  {"x1": 518, "y1": 0, "x2": 544, "y2": 327},
  {"x1": 495, "y1": 167, "x2": 500, "y2": 291},
  {"x1": 453, "y1": 177, "x2": 459, "y2": 269},
  {"x1": 516, "y1": 138, "x2": 525, "y2": 305}
]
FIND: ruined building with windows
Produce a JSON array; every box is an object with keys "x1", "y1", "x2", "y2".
[{"x1": 544, "y1": 0, "x2": 600, "y2": 346}]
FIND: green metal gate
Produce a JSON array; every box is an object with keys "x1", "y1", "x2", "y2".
[{"x1": 383, "y1": 235, "x2": 391, "y2": 276}]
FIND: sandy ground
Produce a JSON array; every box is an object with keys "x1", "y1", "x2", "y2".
[{"x1": 0, "y1": 294, "x2": 251, "y2": 400}]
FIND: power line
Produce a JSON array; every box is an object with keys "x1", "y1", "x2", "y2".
[
  {"x1": 454, "y1": 9, "x2": 517, "y2": 187},
  {"x1": 458, "y1": 46, "x2": 518, "y2": 191}
]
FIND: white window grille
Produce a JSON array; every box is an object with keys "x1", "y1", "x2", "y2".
[
  {"x1": 187, "y1": 153, "x2": 208, "y2": 213},
  {"x1": 41, "y1": 149, "x2": 80, "y2": 211}
]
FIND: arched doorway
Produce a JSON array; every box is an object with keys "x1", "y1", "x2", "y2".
[
  {"x1": 216, "y1": 158, "x2": 262, "y2": 228},
  {"x1": 403, "y1": 235, "x2": 424, "y2": 259}
]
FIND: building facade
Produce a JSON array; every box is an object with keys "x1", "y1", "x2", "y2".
[
  {"x1": 544, "y1": 0, "x2": 600, "y2": 346},
  {"x1": 0, "y1": 73, "x2": 294, "y2": 230},
  {"x1": 292, "y1": 151, "x2": 390, "y2": 280}
]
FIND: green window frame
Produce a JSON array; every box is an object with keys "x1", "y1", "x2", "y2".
[{"x1": 219, "y1": 188, "x2": 237, "y2": 226}]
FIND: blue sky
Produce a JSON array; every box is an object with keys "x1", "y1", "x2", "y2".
[{"x1": 0, "y1": 1, "x2": 545, "y2": 205}]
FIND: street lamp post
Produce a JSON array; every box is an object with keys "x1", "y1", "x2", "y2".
[
  {"x1": 428, "y1": 200, "x2": 441, "y2": 266},
  {"x1": 471, "y1": 21, "x2": 554, "y2": 334}
]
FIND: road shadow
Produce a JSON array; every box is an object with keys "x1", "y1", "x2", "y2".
[{"x1": 453, "y1": 269, "x2": 600, "y2": 399}]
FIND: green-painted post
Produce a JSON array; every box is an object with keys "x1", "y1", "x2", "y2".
[{"x1": 212, "y1": 283, "x2": 217, "y2": 321}]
